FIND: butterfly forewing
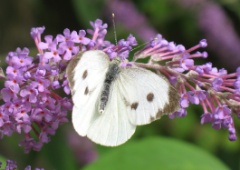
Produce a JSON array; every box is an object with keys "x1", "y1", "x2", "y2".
[
  {"x1": 66, "y1": 50, "x2": 110, "y2": 136},
  {"x1": 117, "y1": 67, "x2": 179, "y2": 125},
  {"x1": 67, "y1": 51, "x2": 110, "y2": 106}
]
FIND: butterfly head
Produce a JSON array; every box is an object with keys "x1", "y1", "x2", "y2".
[
  {"x1": 111, "y1": 57, "x2": 121, "y2": 64},
  {"x1": 111, "y1": 56, "x2": 134, "y2": 68}
]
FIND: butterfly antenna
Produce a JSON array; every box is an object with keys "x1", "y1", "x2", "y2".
[
  {"x1": 112, "y1": 13, "x2": 118, "y2": 46},
  {"x1": 131, "y1": 37, "x2": 158, "y2": 52}
]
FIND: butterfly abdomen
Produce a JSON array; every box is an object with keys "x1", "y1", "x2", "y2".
[{"x1": 99, "y1": 62, "x2": 120, "y2": 112}]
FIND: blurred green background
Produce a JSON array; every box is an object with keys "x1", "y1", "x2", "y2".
[{"x1": 0, "y1": 0, "x2": 240, "y2": 169}]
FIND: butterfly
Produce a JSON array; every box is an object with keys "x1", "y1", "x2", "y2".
[{"x1": 66, "y1": 50, "x2": 179, "y2": 146}]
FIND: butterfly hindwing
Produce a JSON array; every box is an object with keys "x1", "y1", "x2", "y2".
[
  {"x1": 117, "y1": 66, "x2": 179, "y2": 125},
  {"x1": 87, "y1": 82, "x2": 136, "y2": 146}
]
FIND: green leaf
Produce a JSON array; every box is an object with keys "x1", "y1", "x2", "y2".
[
  {"x1": 0, "y1": 155, "x2": 6, "y2": 168},
  {"x1": 84, "y1": 137, "x2": 229, "y2": 170}
]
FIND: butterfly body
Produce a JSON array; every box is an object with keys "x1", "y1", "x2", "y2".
[
  {"x1": 67, "y1": 50, "x2": 179, "y2": 146},
  {"x1": 100, "y1": 59, "x2": 120, "y2": 113}
]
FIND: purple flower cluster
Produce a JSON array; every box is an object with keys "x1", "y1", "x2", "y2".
[
  {"x1": 0, "y1": 160, "x2": 43, "y2": 170},
  {"x1": 134, "y1": 34, "x2": 239, "y2": 141},
  {"x1": 0, "y1": 31, "x2": 73, "y2": 152},
  {"x1": 0, "y1": 18, "x2": 239, "y2": 153},
  {"x1": 0, "y1": 19, "x2": 138, "y2": 152}
]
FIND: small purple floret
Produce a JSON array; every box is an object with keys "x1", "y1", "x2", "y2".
[
  {"x1": 199, "y1": 39, "x2": 207, "y2": 48},
  {"x1": 30, "y1": 26, "x2": 45, "y2": 39}
]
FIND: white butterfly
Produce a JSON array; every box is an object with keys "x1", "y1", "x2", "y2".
[{"x1": 66, "y1": 50, "x2": 179, "y2": 146}]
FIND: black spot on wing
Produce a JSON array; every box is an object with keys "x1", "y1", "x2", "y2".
[
  {"x1": 147, "y1": 93, "x2": 154, "y2": 102},
  {"x1": 131, "y1": 102, "x2": 139, "y2": 110},
  {"x1": 84, "y1": 87, "x2": 89, "y2": 95},
  {"x1": 82, "y1": 70, "x2": 88, "y2": 79}
]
